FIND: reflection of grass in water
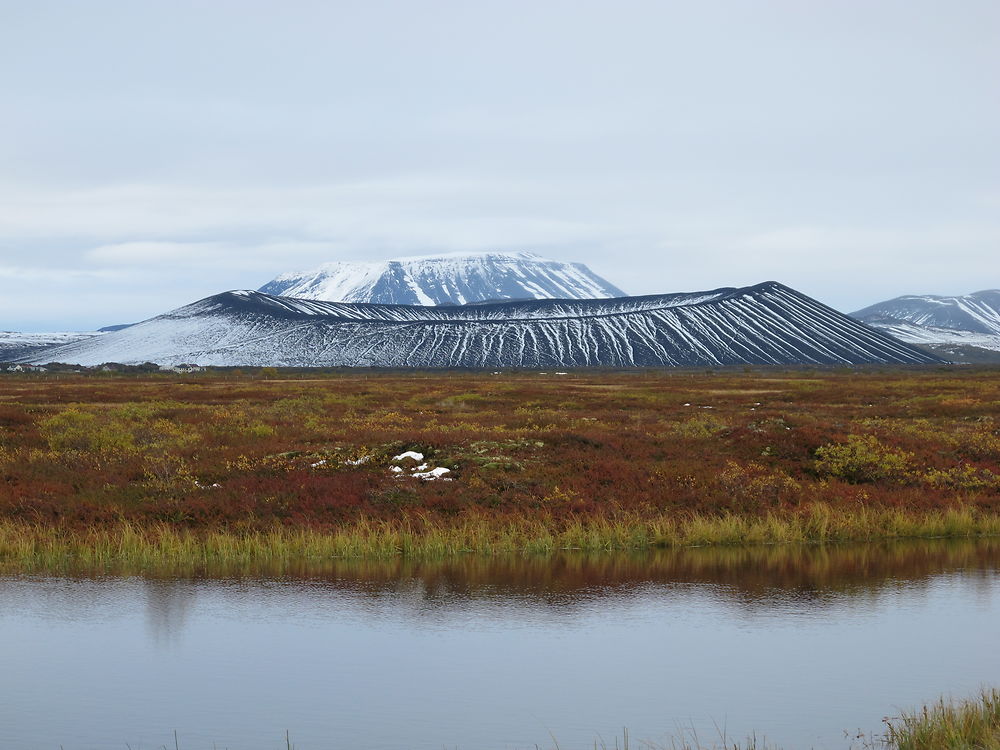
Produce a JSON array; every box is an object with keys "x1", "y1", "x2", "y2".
[{"x1": 877, "y1": 689, "x2": 1000, "y2": 750}]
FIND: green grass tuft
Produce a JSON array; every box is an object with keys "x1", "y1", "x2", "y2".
[{"x1": 880, "y1": 689, "x2": 1000, "y2": 750}]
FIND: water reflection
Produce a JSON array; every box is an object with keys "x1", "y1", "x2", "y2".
[
  {"x1": 0, "y1": 539, "x2": 997, "y2": 750},
  {"x1": 6, "y1": 538, "x2": 998, "y2": 637},
  {"x1": 143, "y1": 577, "x2": 195, "y2": 645}
]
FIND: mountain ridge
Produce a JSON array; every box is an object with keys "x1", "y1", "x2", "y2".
[
  {"x1": 0, "y1": 331, "x2": 102, "y2": 362},
  {"x1": 852, "y1": 289, "x2": 1000, "y2": 358},
  {"x1": 23, "y1": 281, "x2": 943, "y2": 368}
]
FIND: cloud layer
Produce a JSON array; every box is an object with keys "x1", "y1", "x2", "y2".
[{"x1": 1, "y1": 1, "x2": 998, "y2": 330}]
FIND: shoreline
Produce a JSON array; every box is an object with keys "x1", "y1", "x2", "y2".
[
  {"x1": 5, "y1": 690, "x2": 996, "y2": 749},
  {"x1": 3, "y1": 505, "x2": 999, "y2": 568}
]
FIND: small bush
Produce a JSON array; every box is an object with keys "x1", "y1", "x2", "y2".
[
  {"x1": 209, "y1": 406, "x2": 276, "y2": 439},
  {"x1": 961, "y1": 425, "x2": 1000, "y2": 460},
  {"x1": 40, "y1": 408, "x2": 135, "y2": 454},
  {"x1": 668, "y1": 413, "x2": 729, "y2": 439},
  {"x1": 143, "y1": 454, "x2": 197, "y2": 493},
  {"x1": 923, "y1": 464, "x2": 1000, "y2": 490},
  {"x1": 814, "y1": 435, "x2": 913, "y2": 484},
  {"x1": 40, "y1": 404, "x2": 197, "y2": 456},
  {"x1": 718, "y1": 461, "x2": 802, "y2": 509},
  {"x1": 538, "y1": 485, "x2": 583, "y2": 507}
]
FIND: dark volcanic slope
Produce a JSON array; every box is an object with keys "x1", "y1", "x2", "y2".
[{"x1": 26, "y1": 282, "x2": 943, "y2": 368}]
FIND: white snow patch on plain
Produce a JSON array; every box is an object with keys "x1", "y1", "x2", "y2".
[
  {"x1": 412, "y1": 466, "x2": 452, "y2": 480},
  {"x1": 393, "y1": 451, "x2": 424, "y2": 462}
]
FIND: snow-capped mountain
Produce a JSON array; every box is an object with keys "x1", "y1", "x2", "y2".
[
  {"x1": 852, "y1": 290, "x2": 1000, "y2": 359},
  {"x1": 0, "y1": 331, "x2": 102, "y2": 362},
  {"x1": 258, "y1": 251, "x2": 626, "y2": 305},
  {"x1": 25, "y1": 282, "x2": 941, "y2": 368}
]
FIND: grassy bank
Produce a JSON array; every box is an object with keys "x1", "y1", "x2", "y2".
[
  {"x1": 2, "y1": 504, "x2": 999, "y2": 567},
  {"x1": 880, "y1": 689, "x2": 1000, "y2": 750}
]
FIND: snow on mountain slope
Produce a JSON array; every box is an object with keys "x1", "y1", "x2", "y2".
[
  {"x1": 852, "y1": 290, "x2": 1000, "y2": 352},
  {"x1": 0, "y1": 331, "x2": 102, "y2": 362},
  {"x1": 25, "y1": 282, "x2": 942, "y2": 368},
  {"x1": 258, "y1": 251, "x2": 627, "y2": 305}
]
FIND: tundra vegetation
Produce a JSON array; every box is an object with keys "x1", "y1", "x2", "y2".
[
  {"x1": 0, "y1": 366, "x2": 999, "y2": 563},
  {"x1": 877, "y1": 688, "x2": 1000, "y2": 750}
]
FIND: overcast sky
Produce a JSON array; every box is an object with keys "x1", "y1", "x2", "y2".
[{"x1": 2, "y1": 0, "x2": 998, "y2": 330}]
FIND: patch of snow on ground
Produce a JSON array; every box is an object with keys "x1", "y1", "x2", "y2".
[
  {"x1": 393, "y1": 451, "x2": 424, "y2": 462},
  {"x1": 412, "y1": 467, "x2": 452, "y2": 480}
]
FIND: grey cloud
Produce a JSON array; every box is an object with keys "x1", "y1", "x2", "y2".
[{"x1": 0, "y1": 0, "x2": 997, "y2": 330}]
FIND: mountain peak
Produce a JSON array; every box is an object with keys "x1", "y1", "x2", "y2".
[
  {"x1": 259, "y1": 252, "x2": 626, "y2": 306},
  {"x1": 390, "y1": 250, "x2": 541, "y2": 262}
]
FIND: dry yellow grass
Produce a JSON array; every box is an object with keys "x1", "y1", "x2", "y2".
[
  {"x1": 2, "y1": 504, "x2": 998, "y2": 568},
  {"x1": 881, "y1": 689, "x2": 1000, "y2": 750}
]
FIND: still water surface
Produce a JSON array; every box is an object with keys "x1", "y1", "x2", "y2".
[{"x1": 1, "y1": 541, "x2": 998, "y2": 750}]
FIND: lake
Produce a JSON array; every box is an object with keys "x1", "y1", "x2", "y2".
[{"x1": 1, "y1": 540, "x2": 998, "y2": 749}]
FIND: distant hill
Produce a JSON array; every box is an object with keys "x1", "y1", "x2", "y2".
[
  {"x1": 24, "y1": 281, "x2": 942, "y2": 368},
  {"x1": 0, "y1": 331, "x2": 101, "y2": 362},
  {"x1": 852, "y1": 290, "x2": 1000, "y2": 362},
  {"x1": 258, "y1": 251, "x2": 626, "y2": 305}
]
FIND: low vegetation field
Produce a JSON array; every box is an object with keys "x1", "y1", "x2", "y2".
[{"x1": 1, "y1": 366, "x2": 999, "y2": 560}]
